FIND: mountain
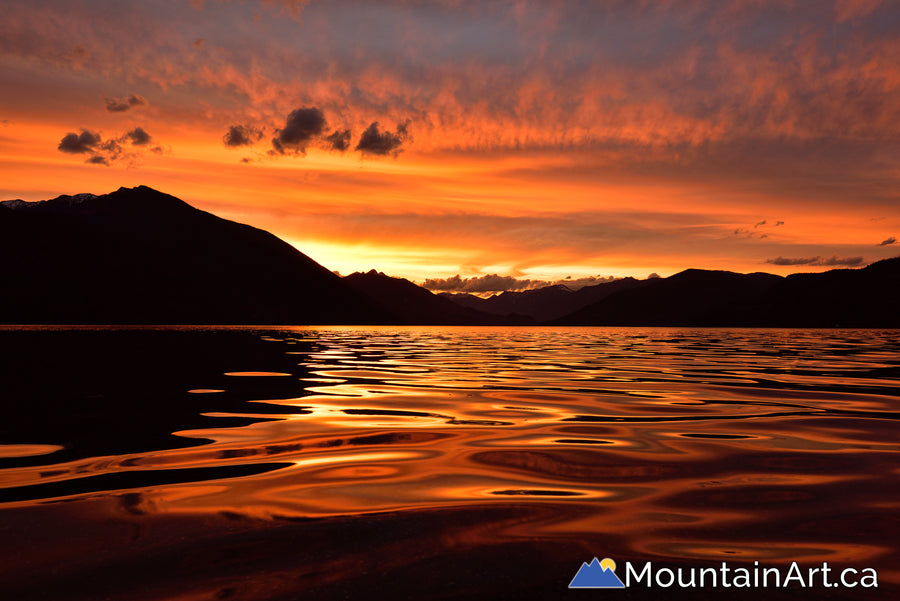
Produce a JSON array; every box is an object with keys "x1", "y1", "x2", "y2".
[
  {"x1": 0, "y1": 186, "x2": 388, "y2": 324},
  {"x1": 343, "y1": 270, "x2": 522, "y2": 325},
  {"x1": 440, "y1": 277, "x2": 649, "y2": 322},
  {"x1": 746, "y1": 257, "x2": 900, "y2": 327},
  {"x1": 3, "y1": 185, "x2": 897, "y2": 327},
  {"x1": 553, "y1": 259, "x2": 900, "y2": 327}
]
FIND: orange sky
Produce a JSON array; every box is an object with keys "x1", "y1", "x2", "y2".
[{"x1": 2, "y1": 0, "x2": 899, "y2": 292}]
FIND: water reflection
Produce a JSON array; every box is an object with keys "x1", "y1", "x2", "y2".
[{"x1": 1, "y1": 326, "x2": 898, "y2": 599}]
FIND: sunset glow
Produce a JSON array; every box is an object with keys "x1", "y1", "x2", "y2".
[{"x1": 3, "y1": 0, "x2": 899, "y2": 290}]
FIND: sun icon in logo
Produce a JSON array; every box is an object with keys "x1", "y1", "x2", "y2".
[{"x1": 600, "y1": 558, "x2": 616, "y2": 572}]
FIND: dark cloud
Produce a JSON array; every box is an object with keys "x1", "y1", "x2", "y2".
[
  {"x1": 423, "y1": 273, "x2": 617, "y2": 294},
  {"x1": 58, "y1": 126, "x2": 159, "y2": 166},
  {"x1": 272, "y1": 107, "x2": 327, "y2": 155},
  {"x1": 775, "y1": 221, "x2": 785, "y2": 226},
  {"x1": 424, "y1": 274, "x2": 463, "y2": 291},
  {"x1": 267, "y1": 109, "x2": 408, "y2": 158},
  {"x1": 325, "y1": 128, "x2": 352, "y2": 152},
  {"x1": 424, "y1": 274, "x2": 520, "y2": 294},
  {"x1": 104, "y1": 94, "x2": 147, "y2": 112},
  {"x1": 223, "y1": 124, "x2": 263, "y2": 147},
  {"x1": 735, "y1": 222, "x2": 776, "y2": 238},
  {"x1": 99, "y1": 138, "x2": 124, "y2": 160},
  {"x1": 355, "y1": 121, "x2": 410, "y2": 156},
  {"x1": 58, "y1": 129, "x2": 102, "y2": 153},
  {"x1": 766, "y1": 256, "x2": 865, "y2": 267},
  {"x1": 125, "y1": 127, "x2": 152, "y2": 145},
  {"x1": 879, "y1": 236, "x2": 896, "y2": 246},
  {"x1": 240, "y1": 157, "x2": 253, "y2": 164}
]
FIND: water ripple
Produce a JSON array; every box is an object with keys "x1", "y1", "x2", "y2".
[{"x1": 2, "y1": 326, "x2": 899, "y2": 593}]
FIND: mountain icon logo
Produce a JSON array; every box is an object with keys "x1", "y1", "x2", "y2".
[{"x1": 569, "y1": 557, "x2": 626, "y2": 588}]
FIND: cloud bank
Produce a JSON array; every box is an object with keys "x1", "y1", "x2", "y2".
[
  {"x1": 423, "y1": 273, "x2": 618, "y2": 294},
  {"x1": 765, "y1": 256, "x2": 865, "y2": 267}
]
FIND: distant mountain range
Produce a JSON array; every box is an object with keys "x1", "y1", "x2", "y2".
[
  {"x1": 440, "y1": 277, "x2": 649, "y2": 322},
  {"x1": 2, "y1": 186, "x2": 898, "y2": 326},
  {"x1": 342, "y1": 270, "x2": 519, "y2": 325}
]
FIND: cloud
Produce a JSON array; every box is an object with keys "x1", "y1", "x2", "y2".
[
  {"x1": 58, "y1": 129, "x2": 102, "y2": 153},
  {"x1": 879, "y1": 236, "x2": 897, "y2": 246},
  {"x1": 104, "y1": 94, "x2": 147, "y2": 112},
  {"x1": 125, "y1": 127, "x2": 152, "y2": 145},
  {"x1": 267, "y1": 108, "x2": 404, "y2": 156},
  {"x1": 424, "y1": 274, "x2": 516, "y2": 293},
  {"x1": 423, "y1": 273, "x2": 617, "y2": 294},
  {"x1": 325, "y1": 128, "x2": 352, "y2": 152},
  {"x1": 57, "y1": 126, "x2": 160, "y2": 166},
  {"x1": 736, "y1": 220, "x2": 780, "y2": 238},
  {"x1": 834, "y1": 0, "x2": 884, "y2": 22},
  {"x1": 260, "y1": 0, "x2": 312, "y2": 20},
  {"x1": 223, "y1": 124, "x2": 263, "y2": 147},
  {"x1": 97, "y1": 138, "x2": 124, "y2": 161},
  {"x1": 765, "y1": 256, "x2": 865, "y2": 267},
  {"x1": 355, "y1": 121, "x2": 409, "y2": 156},
  {"x1": 272, "y1": 107, "x2": 327, "y2": 155}
]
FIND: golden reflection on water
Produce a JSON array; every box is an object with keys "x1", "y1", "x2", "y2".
[{"x1": 2, "y1": 326, "x2": 899, "y2": 595}]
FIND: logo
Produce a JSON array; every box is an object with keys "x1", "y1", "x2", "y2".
[
  {"x1": 569, "y1": 557, "x2": 626, "y2": 589},
  {"x1": 568, "y1": 557, "x2": 879, "y2": 590}
]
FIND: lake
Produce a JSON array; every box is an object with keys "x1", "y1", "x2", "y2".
[{"x1": 1, "y1": 326, "x2": 898, "y2": 599}]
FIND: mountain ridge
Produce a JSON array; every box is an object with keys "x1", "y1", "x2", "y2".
[
  {"x1": 3, "y1": 186, "x2": 898, "y2": 327},
  {"x1": 0, "y1": 186, "x2": 386, "y2": 324},
  {"x1": 550, "y1": 259, "x2": 900, "y2": 327}
]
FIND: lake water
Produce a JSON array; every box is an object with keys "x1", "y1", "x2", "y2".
[{"x1": 1, "y1": 326, "x2": 898, "y2": 600}]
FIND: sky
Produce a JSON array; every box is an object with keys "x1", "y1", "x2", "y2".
[{"x1": 2, "y1": 0, "x2": 899, "y2": 293}]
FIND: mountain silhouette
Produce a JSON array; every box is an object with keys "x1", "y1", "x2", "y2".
[
  {"x1": 440, "y1": 277, "x2": 648, "y2": 322},
  {"x1": 552, "y1": 269, "x2": 781, "y2": 326},
  {"x1": 569, "y1": 557, "x2": 625, "y2": 588},
  {"x1": 0, "y1": 186, "x2": 388, "y2": 324},
  {"x1": 343, "y1": 270, "x2": 519, "y2": 325},
  {"x1": 3, "y1": 186, "x2": 898, "y2": 326},
  {"x1": 744, "y1": 257, "x2": 900, "y2": 327},
  {"x1": 551, "y1": 259, "x2": 900, "y2": 327}
]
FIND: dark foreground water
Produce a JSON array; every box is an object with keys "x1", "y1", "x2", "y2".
[{"x1": 1, "y1": 326, "x2": 898, "y2": 600}]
